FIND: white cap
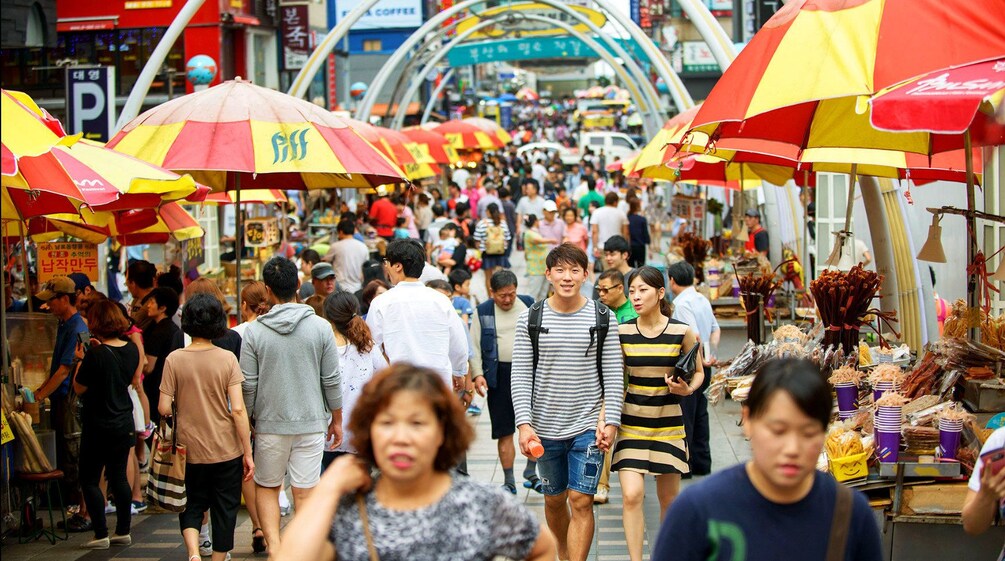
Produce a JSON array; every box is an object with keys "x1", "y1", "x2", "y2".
[{"x1": 543, "y1": 200, "x2": 558, "y2": 212}]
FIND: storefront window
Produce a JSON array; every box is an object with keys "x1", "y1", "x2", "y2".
[{"x1": 0, "y1": 27, "x2": 185, "y2": 100}]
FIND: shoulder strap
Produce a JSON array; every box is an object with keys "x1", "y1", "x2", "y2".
[
  {"x1": 590, "y1": 303, "x2": 609, "y2": 396},
  {"x1": 826, "y1": 483, "x2": 853, "y2": 561},
  {"x1": 356, "y1": 494, "x2": 380, "y2": 561},
  {"x1": 527, "y1": 301, "x2": 547, "y2": 406}
]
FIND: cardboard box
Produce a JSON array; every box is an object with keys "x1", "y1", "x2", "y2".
[{"x1": 901, "y1": 483, "x2": 969, "y2": 515}]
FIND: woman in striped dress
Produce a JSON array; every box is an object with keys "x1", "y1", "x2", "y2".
[{"x1": 612, "y1": 266, "x2": 704, "y2": 561}]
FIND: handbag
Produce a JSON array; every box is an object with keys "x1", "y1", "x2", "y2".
[
  {"x1": 127, "y1": 386, "x2": 145, "y2": 432},
  {"x1": 673, "y1": 342, "x2": 701, "y2": 385},
  {"x1": 147, "y1": 409, "x2": 187, "y2": 512},
  {"x1": 357, "y1": 494, "x2": 379, "y2": 561}
]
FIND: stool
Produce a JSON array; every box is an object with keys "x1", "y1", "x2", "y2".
[{"x1": 15, "y1": 470, "x2": 68, "y2": 545}]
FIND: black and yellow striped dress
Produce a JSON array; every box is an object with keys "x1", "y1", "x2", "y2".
[{"x1": 612, "y1": 317, "x2": 701, "y2": 475}]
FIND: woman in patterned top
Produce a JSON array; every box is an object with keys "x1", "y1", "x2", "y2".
[
  {"x1": 613, "y1": 266, "x2": 704, "y2": 561},
  {"x1": 272, "y1": 364, "x2": 556, "y2": 561}
]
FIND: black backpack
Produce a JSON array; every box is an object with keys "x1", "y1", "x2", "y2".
[{"x1": 527, "y1": 300, "x2": 610, "y2": 402}]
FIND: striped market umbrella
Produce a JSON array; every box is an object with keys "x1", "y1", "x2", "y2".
[
  {"x1": 432, "y1": 120, "x2": 500, "y2": 151},
  {"x1": 107, "y1": 79, "x2": 407, "y2": 192},
  {"x1": 462, "y1": 117, "x2": 513, "y2": 146},
  {"x1": 344, "y1": 119, "x2": 438, "y2": 181},
  {"x1": 690, "y1": 0, "x2": 1005, "y2": 129},
  {"x1": 7, "y1": 202, "x2": 203, "y2": 246},
  {"x1": 202, "y1": 189, "x2": 288, "y2": 205},
  {"x1": 400, "y1": 127, "x2": 461, "y2": 165}
]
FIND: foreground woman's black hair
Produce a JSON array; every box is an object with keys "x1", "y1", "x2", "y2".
[
  {"x1": 746, "y1": 358, "x2": 832, "y2": 430},
  {"x1": 181, "y1": 292, "x2": 228, "y2": 340}
]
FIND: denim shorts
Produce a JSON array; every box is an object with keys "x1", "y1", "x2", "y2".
[{"x1": 537, "y1": 430, "x2": 604, "y2": 496}]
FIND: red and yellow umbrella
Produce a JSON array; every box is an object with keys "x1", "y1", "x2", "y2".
[
  {"x1": 462, "y1": 117, "x2": 513, "y2": 146},
  {"x1": 432, "y1": 120, "x2": 500, "y2": 151},
  {"x1": 107, "y1": 79, "x2": 407, "y2": 191},
  {"x1": 400, "y1": 127, "x2": 461, "y2": 165},
  {"x1": 374, "y1": 126, "x2": 440, "y2": 180},
  {"x1": 8, "y1": 202, "x2": 204, "y2": 246},
  {"x1": 691, "y1": 0, "x2": 1005, "y2": 128},
  {"x1": 869, "y1": 57, "x2": 1005, "y2": 141},
  {"x1": 202, "y1": 189, "x2": 288, "y2": 205},
  {"x1": 1, "y1": 89, "x2": 77, "y2": 177}
]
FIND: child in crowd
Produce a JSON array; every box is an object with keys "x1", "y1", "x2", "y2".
[
  {"x1": 393, "y1": 217, "x2": 411, "y2": 240},
  {"x1": 447, "y1": 269, "x2": 480, "y2": 416},
  {"x1": 435, "y1": 224, "x2": 460, "y2": 273}
]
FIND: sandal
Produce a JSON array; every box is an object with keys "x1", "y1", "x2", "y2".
[
  {"x1": 523, "y1": 475, "x2": 544, "y2": 494},
  {"x1": 252, "y1": 528, "x2": 266, "y2": 553}
]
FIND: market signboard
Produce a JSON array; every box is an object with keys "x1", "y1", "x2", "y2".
[
  {"x1": 682, "y1": 41, "x2": 718, "y2": 73},
  {"x1": 281, "y1": 5, "x2": 310, "y2": 70},
  {"x1": 37, "y1": 242, "x2": 99, "y2": 283},
  {"x1": 245, "y1": 218, "x2": 281, "y2": 247},
  {"x1": 182, "y1": 237, "x2": 205, "y2": 272},
  {"x1": 453, "y1": 3, "x2": 607, "y2": 40},
  {"x1": 447, "y1": 36, "x2": 649, "y2": 67},
  {"x1": 334, "y1": 0, "x2": 423, "y2": 30}
]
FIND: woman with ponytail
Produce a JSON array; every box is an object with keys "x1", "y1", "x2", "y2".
[
  {"x1": 232, "y1": 281, "x2": 272, "y2": 338},
  {"x1": 321, "y1": 291, "x2": 388, "y2": 469},
  {"x1": 612, "y1": 265, "x2": 703, "y2": 561}
]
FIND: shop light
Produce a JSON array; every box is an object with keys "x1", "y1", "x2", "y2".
[{"x1": 916, "y1": 214, "x2": 947, "y2": 263}]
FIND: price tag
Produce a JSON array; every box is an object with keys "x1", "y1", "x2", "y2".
[{"x1": 0, "y1": 410, "x2": 14, "y2": 445}]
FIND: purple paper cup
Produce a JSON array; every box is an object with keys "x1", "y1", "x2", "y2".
[
  {"x1": 937, "y1": 430, "x2": 962, "y2": 460},
  {"x1": 838, "y1": 411, "x2": 855, "y2": 421},
  {"x1": 876, "y1": 431, "x2": 901, "y2": 463},
  {"x1": 872, "y1": 382, "x2": 898, "y2": 402},
  {"x1": 835, "y1": 383, "x2": 858, "y2": 414}
]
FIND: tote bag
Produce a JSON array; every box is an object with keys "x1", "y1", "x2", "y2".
[{"x1": 147, "y1": 413, "x2": 187, "y2": 512}]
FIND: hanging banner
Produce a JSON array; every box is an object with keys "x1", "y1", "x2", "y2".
[
  {"x1": 65, "y1": 66, "x2": 116, "y2": 142},
  {"x1": 0, "y1": 410, "x2": 14, "y2": 445},
  {"x1": 281, "y1": 5, "x2": 310, "y2": 69},
  {"x1": 37, "y1": 242, "x2": 100, "y2": 283}
]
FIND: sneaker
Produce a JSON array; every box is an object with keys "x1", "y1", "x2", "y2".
[
  {"x1": 279, "y1": 505, "x2": 291, "y2": 517},
  {"x1": 199, "y1": 540, "x2": 213, "y2": 556},
  {"x1": 593, "y1": 486, "x2": 609, "y2": 505},
  {"x1": 466, "y1": 404, "x2": 482, "y2": 416},
  {"x1": 132, "y1": 500, "x2": 147, "y2": 513},
  {"x1": 501, "y1": 482, "x2": 517, "y2": 495},
  {"x1": 83, "y1": 537, "x2": 110, "y2": 549},
  {"x1": 106, "y1": 502, "x2": 139, "y2": 515},
  {"x1": 104, "y1": 502, "x2": 116, "y2": 514},
  {"x1": 110, "y1": 534, "x2": 132, "y2": 546}
]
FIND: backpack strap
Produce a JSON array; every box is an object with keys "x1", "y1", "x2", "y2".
[
  {"x1": 589, "y1": 303, "x2": 609, "y2": 397},
  {"x1": 527, "y1": 300, "x2": 547, "y2": 408},
  {"x1": 825, "y1": 483, "x2": 853, "y2": 561}
]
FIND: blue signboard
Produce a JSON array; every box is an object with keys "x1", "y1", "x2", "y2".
[
  {"x1": 499, "y1": 104, "x2": 513, "y2": 130},
  {"x1": 630, "y1": 0, "x2": 641, "y2": 25},
  {"x1": 447, "y1": 36, "x2": 651, "y2": 67},
  {"x1": 65, "y1": 66, "x2": 116, "y2": 142}
]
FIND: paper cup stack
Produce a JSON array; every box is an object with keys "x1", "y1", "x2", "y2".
[
  {"x1": 835, "y1": 383, "x2": 858, "y2": 421},
  {"x1": 937, "y1": 418, "x2": 964, "y2": 460},
  {"x1": 872, "y1": 381, "x2": 899, "y2": 403},
  {"x1": 874, "y1": 406, "x2": 902, "y2": 463}
]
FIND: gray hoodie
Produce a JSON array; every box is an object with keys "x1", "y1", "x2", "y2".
[{"x1": 241, "y1": 303, "x2": 341, "y2": 435}]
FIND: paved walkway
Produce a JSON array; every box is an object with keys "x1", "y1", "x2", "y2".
[{"x1": 2, "y1": 250, "x2": 752, "y2": 560}]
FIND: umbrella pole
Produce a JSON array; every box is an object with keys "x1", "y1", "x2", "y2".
[
  {"x1": 18, "y1": 219, "x2": 31, "y2": 312},
  {"x1": 236, "y1": 176, "x2": 242, "y2": 310},
  {"x1": 803, "y1": 170, "x2": 812, "y2": 282},
  {"x1": 964, "y1": 131, "x2": 978, "y2": 342}
]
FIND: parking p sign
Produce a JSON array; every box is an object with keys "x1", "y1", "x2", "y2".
[{"x1": 66, "y1": 66, "x2": 116, "y2": 142}]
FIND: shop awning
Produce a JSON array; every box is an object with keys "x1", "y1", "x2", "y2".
[
  {"x1": 234, "y1": 15, "x2": 260, "y2": 26},
  {"x1": 57, "y1": 17, "x2": 118, "y2": 32}
]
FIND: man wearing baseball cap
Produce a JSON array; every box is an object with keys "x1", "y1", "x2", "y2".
[
  {"x1": 35, "y1": 276, "x2": 90, "y2": 513},
  {"x1": 310, "y1": 262, "x2": 337, "y2": 300},
  {"x1": 744, "y1": 208, "x2": 770, "y2": 258}
]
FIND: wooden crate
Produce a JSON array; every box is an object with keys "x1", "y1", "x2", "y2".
[{"x1": 900, "y1": 483, "x2": 969, "y2": 516}]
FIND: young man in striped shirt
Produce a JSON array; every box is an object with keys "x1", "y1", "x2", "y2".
[{"x1": 512, "y1": 243, "x2": 625, "y2": 561}]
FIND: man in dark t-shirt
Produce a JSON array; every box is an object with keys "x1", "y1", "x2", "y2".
[{"x1": 140, "y1": 288, "x2": 180, "y2": 424}]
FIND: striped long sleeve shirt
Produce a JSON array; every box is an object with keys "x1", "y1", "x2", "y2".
[{"x1": 511, "y1": 299, "x2": 624, "y2": 440}]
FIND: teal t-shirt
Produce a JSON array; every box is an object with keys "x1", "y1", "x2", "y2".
[{"x1": 578, "y1": 190, "x2": 605, "y2": 218}]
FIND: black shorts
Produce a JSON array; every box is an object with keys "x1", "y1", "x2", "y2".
[{"x1": 486, "y1": 362, "x2": 516, "y2": 440}]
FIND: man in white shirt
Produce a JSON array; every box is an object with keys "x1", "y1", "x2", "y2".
[
  {"x1": 366, "y1": 239, "x2": 469, "y2": 391},
  {"x1": 590, "y1": 192, "x2": 629, "y2": 261},
  {"x1": 323, "y1": 219, "x2": 370, "y2": 293},
  {"x1": 667, "y1": 260, "x2": 720, "y2": 476},
  {"x1": 515, "y1": 181, "x2": 546, "y2": 238},
  {"x1": 531, "y1": 158, "x2": 548, "y2": 186}
]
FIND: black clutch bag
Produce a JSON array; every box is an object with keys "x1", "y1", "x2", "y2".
[{"x1": 673, "y1": 343, "x2": 701, "y2": 385}]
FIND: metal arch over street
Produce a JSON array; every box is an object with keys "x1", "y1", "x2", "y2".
[
  {"x1": 422, "y1": 68, "x2": 455, "y2": 124},
  {"x1": 368, "y1": 10, "x2": 665, "y2": 135},
  {"x1": 355, "y1": 0, "x2": 667, "y2": 131},
  {"x1": 387, "y1": 13, "x2": 662, "y2": 134},
  {"x1": 289, "y1": 0, "x2": 696, "y2": 113}
]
